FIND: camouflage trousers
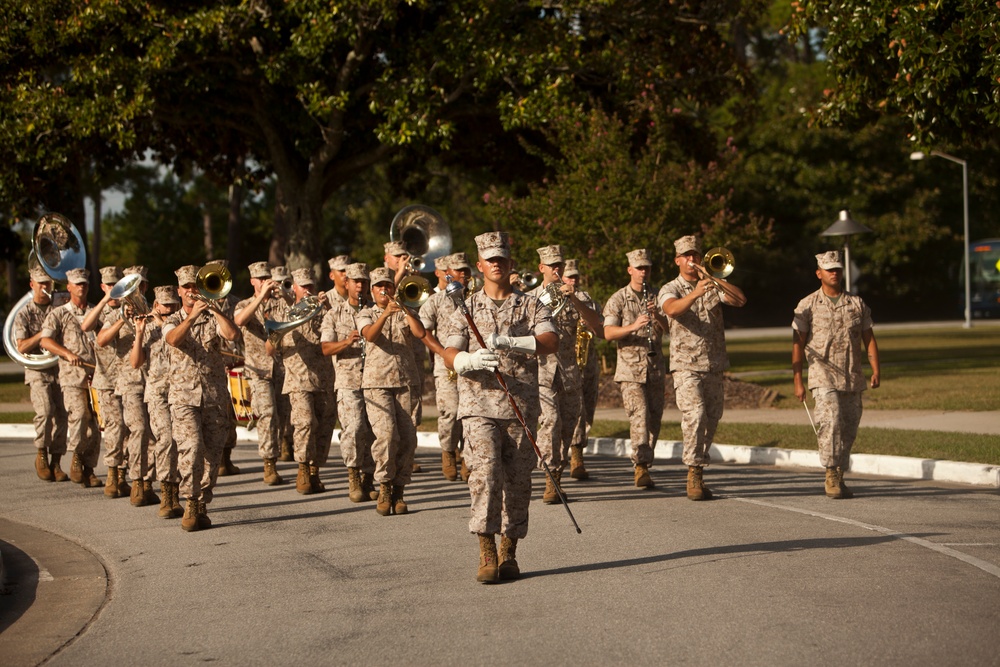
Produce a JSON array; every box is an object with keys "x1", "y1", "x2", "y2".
[
  {"x1": 364, "y1": 386, "x2": 418, "y2": 486},
  {"x1": 274, "y1": 367, "x2": 293, "y2": 448},
  {"x1": 247, "y1": 376, "x2": 278, "y2": 460},
  {"x1": 97, "y1": 388, "x2": 126, "y2": 469},
  {"x1": 538, "y1": 376, "x2": 582, "y2": 470},
  {"x1": 462, "y1": 415, "x2": 537, "y2": 539},
  {"x1": 29, "y1": 379, "x2": 67, "y2": 455},
  {"x1": 812, "y1": 388, "x2": 863, "y2": 468},
  {"x1": 618, "y1": 372, "x2": 665, "y2": 466},
  {"x1": 147, "y1": 389, "x2": 178, "y2": 483},
  {"x1": 121, "y1": 390, "x2": 152, "y2": 481},
  {"x1": 673, "y1": 370, "x2": 725, "y2": 467},
  {"x1": 287, "y1": 389, "x2": 336, "y2": 466},
  {"x1": 172, "y1": 402, "x2": 228, "y2": 503},
  {"x1": 62, "y1": 386, "x2": 100, "y2": 468},
  {"x1": 433, "y1": 374, "x2": 462, "y2": 453},
  {"x1": 336, "y1": 388, "x2": 375, "y2": 473},
  {"x1": 571, "y1": 358, "x2": 600, "y2": 449}
]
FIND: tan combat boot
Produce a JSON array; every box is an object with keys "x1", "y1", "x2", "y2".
[
  {"x1": 825, "y1": 468, "x2": 842, "y2": 499},
  {"x1": 196, "y1": 500, "x2": 212, "y2": 529},
  {"x1": 412, "y1": 461, "x2": 423, "y2": 474},
  {"x1": 836, "y1": 467, "x2": 854, "y2": 499},
  {"x1": 157, "y1": 482, "x2": 173, "y2": 519},
  {"x1": 361, "y1": 472, "x2": 378, "y2": 501},
  {"x1": 50, "y1": 454, "x2": 69, "y2": 482},
  {"x1": 219, "y1": 447, "x2": 241, "y2": 476},
  {"x1": 686, "y1": 466, "x2": 712, "y2": 501},
  {"x1": 542, "y1": 470, "x2": 564, "y2": 505},
  {"x1": 142, "y1": 480, "x2": 160, "y2": 505},
  {"x1": 104, "y1": 467, "x2": 120, "y2": 498},
  {"x1": 391, "y1": 485, "x2": 408, "y2": 515},
  {"x1": 569, "y1": 445, "x2": 589, "y2": 480},
  {"x1": 375, "y1": 483, "x2": 392, "y2": 516},
  {"x1": 262, "y1": 458, "x2": 283, "y2": 486},
  {"x1": 278, "y1": 438, "x2": 294, "y2": 462},
  {"x1": 169, "y1": 483, "x2": 184, "y2": 518},
  {"x1": 35, "y1": 448, "x2": 53, "y2": 481},
  {"x1": 82, "y1": 466, "x2": 101, "y2": 488},
  {"x1": 441, "y1": 451, "x2": 458, "y2": 481},
  {"x1": 117, "y1": 469, "x2": 132, "y2": 498},
  {"x1": 295, "y1": 463, "x2": 313, "y2": 495},
  {"x1": 181, "y1": 499, "x2": 199, "y2": 532},
  {"x1": 69, "y1": 453, "x2": 84, "y2": 484},
  {"x1": 347, "y1": 468, "x2": 364, "y2": 503},
  {"x1": 309, "y1": 464, "x2": 326, "y2": 493},
  {"x1": 498, "y1": 536, "x2": 520, "y2": 581},
  {"x1": 634, "y1": 463, "x2": 653, "y2": 489},
  {"x1": 130, "y1": 475, "x2": 147, "y2": 507},
  {"x1": 477, "y1": 534, "x2": 499, "y2": 584}
]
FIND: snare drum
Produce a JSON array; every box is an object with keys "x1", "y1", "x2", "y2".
[{"x1": 228, "y1": 366, "x2": 256, "y2": 423}]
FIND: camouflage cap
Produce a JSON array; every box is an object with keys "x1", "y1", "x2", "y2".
[
  {"x1": 434, "y1": 256, "x2": 450, "y2": 271},
  {"x1": 536, "y1": 244, "x2": 565, "y2": 265},
  {"x1": 674, "y1": 235, "x2": 702, "y2": 256},
  {"x1": 291, "y1": 267, "x2": 316, "y2": 286},
  {"x1": 124, "y1": 265, "x2": 148, "y2": 280},
  {"x1": 29, "y1": 266, "x2": 51, "y2": 283},
  {"x1": 346, "y1": 262, "x2": 370, "y2": 281},
  {"x1": 475, "y1": 231, "x2": 511, "y2": 260},
  {"x1": 384, "y1": 241, "x2": 407, "y2": 257},
  {"x1": 271, "y1": 266, "x2": 290, "y2": 281},
  {"x1": 175, "y1": 265, "x2": 199, "y2": 287},
  {"x1": 65, "y1": 268, "x2": 90, "y2": 284},
  {"x1": 626, "y1": 249, "x2": 652, "y2": 268},
  {"x1": 154, "y1": 285, "x2": 180, "y2": 305},
  {"x1": 564, "y1": 259, "x2": 580, "y2": 277},
  {"x1": 328, "y1": 255, "x2": 351, "y2": 271},
  {"x1": 206, "y1": 258, "x2": 229, "y2": 269},
  {"x1": 248, "y1": 261, "x2": 271, "y2": 279},
  {"x1": 369, "y1": 267, "x2": 394, "y2": 286},
  {"x1": 100, "y1": 266, "x2": 123, "y2": 285},
  {"x1": 448, "y1": 252, "x2": 471, "y2": 270},
  {"x1": 816, "y1": 250, "x2": 844, "y2": 270}
]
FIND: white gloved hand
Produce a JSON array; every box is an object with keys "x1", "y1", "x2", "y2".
[
  {"x1": 487, "y1": 333, "x2": 537, "y2": 355},
  {"x1": 453, "y1": 348, "x2": 500, "y2": 375}
]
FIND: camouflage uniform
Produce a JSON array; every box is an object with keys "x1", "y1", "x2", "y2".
[
  {"x1": 278, "y1": 306, "x2": 336, "y2": 466},
  {"x1": 358, "y1": 304, "x2": 420, "y2": 486},
  {"x1": 792, "y1": 289, "x2": 873, "y2": 468},
  {"x1": 13, "y1": 300, "x2": 67, "y2": 455},
  {"x1": 571, "y1": 291, "x2": 602, "y2": 449},
  {"x1": 603, "y1": 286, "x2": 666, "y2": 466},
  {"x1": 659, "y1": 276, "x2": 729, "y2": 467},
  {"x1": 234, "y1": 295, "x2": 279, "y2": 460},
  {"x1": 91, "y1": 305, "x2": 127, "y2": 470},
  {"x1": 419, "y1": 289, "x2": 463, "y2": 454},
  {"x1": 529, "y1": 284, "x2": 590, "y2": 470},
  {"x1": 142, "y1": 322, "x2": 178, "y2": 482},
  {"x1": 107, "y1": 315, "x2": 153, "y2": 483},
  {"x1": 445, "y1": 290, "x2": 556, "y2": 538},
  {"x1": 40, "y1": 303, "x2": 101, "y2": 467},
  {"x1": 321, "y1": 301, "x2": 375, "y2": 473},
  {"x1": 269, "y1": 297, "x2": 293, "y2": 450},
  {"x1": 163, "y1": 309, "x2": 231, "y2": 503}
]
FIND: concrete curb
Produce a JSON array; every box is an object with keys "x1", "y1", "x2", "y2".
[{"x1": 3, "y1": 423, "x2": 996, "y2": 489}]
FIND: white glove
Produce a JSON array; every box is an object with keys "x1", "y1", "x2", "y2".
[
  {"x1": 486, "y1": 333, "x2": 537, "y2": 355},
  {"x1": 453, "y1": 348, "x2": 500, "y2": 375}
]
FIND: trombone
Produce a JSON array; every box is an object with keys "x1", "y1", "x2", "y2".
[
  {"x1": 194, "y1": 263, "x2": 233, "y2": 312},
  {"x1": 690, "y1": 247, "x2": 744, "y2": 304},
  {"x1": 395, "y1": 275, "x2": 432, "y2": 310}
]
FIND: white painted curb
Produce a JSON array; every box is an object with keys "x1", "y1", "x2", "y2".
[{"x1": 4, "y1": 424, "x2": 996, "y2": 488}]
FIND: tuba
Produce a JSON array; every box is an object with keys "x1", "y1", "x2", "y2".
[
  {"x1": 108, "y1": 273, "x2": 150, "y2": 321},
  {"x1": 3, "y1": 213, "x2": 87, "y2": 370},
  {"x1": 265, "y1": 295, "x2": 324, "y2": 347},
  {"x1": 389, "y1": 205, "x2": 451, "y2": 273}
]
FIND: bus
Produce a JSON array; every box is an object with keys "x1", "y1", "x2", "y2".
[{"x1": 968, "y1": 239, "x2": 1000, "y2": 318}]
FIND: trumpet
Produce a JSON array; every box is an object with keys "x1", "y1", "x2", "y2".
[
  {"x1": 271, "y1": 278, "x2": 294, "y2": 303},
  {"x1": 519, "y1": 272, "x2": 540, "y2": 290}
]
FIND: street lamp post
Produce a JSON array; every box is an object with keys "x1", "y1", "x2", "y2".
[
  {"x1": 910, "y1": 150, "x2": 971, "y2": 329},
  {"x1": 820, "y1": 210, "x2": 872, "y2": 294}
]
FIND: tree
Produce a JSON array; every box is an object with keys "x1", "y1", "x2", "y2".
[{"x1": 788, "y1": 0, "x2": 1000, "y2": 146}]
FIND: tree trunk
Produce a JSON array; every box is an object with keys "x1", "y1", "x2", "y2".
[
  {"x1": 91, "y1": 196, "x2": 102, "y2": 277},
  {"x1": 202, "y1": 209, "x2": 214, "y2": 260},
  {"x1": 227, "y1": 182, "x2": 242, "y2": 268},
  {"x1": 271, "y1": 178, "x2": 323, "y2": 271}
]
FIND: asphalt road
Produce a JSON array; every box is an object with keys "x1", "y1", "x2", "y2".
[{"x1": 1, "y1": 441, "x2": 998, "y2": 667}]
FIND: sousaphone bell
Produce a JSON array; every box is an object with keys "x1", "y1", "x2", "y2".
[{"x1": 389, "y1": 205, "x2": 452, "y2": 272}]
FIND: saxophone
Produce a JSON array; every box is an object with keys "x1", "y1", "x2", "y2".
[{"x1": 575, "y1": 320, "x2": 594, "y2": 369}]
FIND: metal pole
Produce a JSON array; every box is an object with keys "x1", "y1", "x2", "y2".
[
  {"x1": 843, "y1": 240, "x2": 851, "y2": 294},
  {"x1": 962, "y1": 159, "x2": 972, "y2": 328}
]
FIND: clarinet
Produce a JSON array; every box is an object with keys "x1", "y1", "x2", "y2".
[{"x1": 642, "y1": 280, "x2": 656, "y2": 356}]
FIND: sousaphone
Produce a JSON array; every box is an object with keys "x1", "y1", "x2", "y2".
[{"x1": 389, "y1": 205, "x2": 452, "y2": 272}]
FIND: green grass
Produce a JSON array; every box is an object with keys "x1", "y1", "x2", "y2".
[
  {"x1": 728, "y1": 327, "x2": 1000, "y2": 411},
  {"x1": 0, "y1": 412, "x2": 35, "y2": 423},
  {"x1": 0, "y1": 375, "x2": 30, "y2": 403}
]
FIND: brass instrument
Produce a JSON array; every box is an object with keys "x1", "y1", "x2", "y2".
[
  {"x1": 467, "y1": 274, "x2": 483, "y2": 294},
  {"x1": 264, "y1": 295, "x2": 324, "y2": 347},
  {"x1": 691, "y1": 246, "x2": 742, "y2": 302},
  {"x1": 3, "y1": 214, "x2": 87, "y2": 370},
  {"x1": 194, "y1": 263, "x2": 233, "y2": 310},
  {"x1": 396, "y1": 274, "x2": 433, "y2": 310},
  {"x1": 641, "y1": 280, "x2": 656, "y2": 356},
  {"x1": 271, "y1": 277, "x2": 294, "y2": 304},
  {"x1": 575, "y1": 320, "x2": 594, "y2": 369},
  {"x1": 109, "y1": 274, "x2": 151, "y2": 322},
  {"x1": 519, "y1": 272, "x2": 540, "y2": 290},
  {"x1": 389, "y1": 205, "x2": 452, "y2": 274}
]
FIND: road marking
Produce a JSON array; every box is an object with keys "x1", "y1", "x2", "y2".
[{"x1": 731, "y1": 497, "x2": 1000, "y2": 581}]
